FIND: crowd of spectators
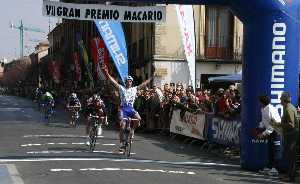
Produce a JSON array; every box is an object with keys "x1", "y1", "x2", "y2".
[
  {"x1": 3, "y1": 80, "x2": 242, "y2": 133},
  {"x1": 131, "y1": 82, "x2": 242, "y2": 133}
]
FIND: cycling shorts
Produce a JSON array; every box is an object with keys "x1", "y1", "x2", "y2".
[{"x1": 119, "y1": 105, "x2": 136, "y2": 121}]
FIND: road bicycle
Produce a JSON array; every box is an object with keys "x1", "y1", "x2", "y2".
[
  {"x1": 89, "y1": 115, "x2": 107, "y2": 152},
  {"x1": 67, "y1": 105, "x2": 81, "y2": 127},
  {"x1": 121, "y1": 118, "x2": 138, "y2": 157},
  {"x1": 44, "y1": 102, "x2": 54, "y2": 124}
]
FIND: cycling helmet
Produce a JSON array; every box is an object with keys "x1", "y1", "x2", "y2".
[
  {"x1": 45, "y1": 91, "x2": 52, "y2": 97},
  {"x1": 71, "y1": 93, "x2": 77, "y2": 98},
  {"x1": 126, "y1": 75, "x2": 133, "y2": 81},
  {"x1": 93, "y1": 94, "x2": 99, "y2": 100}
]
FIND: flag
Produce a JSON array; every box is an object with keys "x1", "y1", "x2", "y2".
[
  {"x1": 90, "y1": 37, "x2": 109, "y2": 80},
  {"x1": 73, "y1": 52, "x2": 82, "y2": 81},
  {"x1": 175, "y1": 5, "x2": 196, "y2": 91},
  {"x1": 76, "y1": 33, "x2": 94, "y2": 88},
  {"x1": 94, "y1": 20, "x2": 128, "y2": 85}
]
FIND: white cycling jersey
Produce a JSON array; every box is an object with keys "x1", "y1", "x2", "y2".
[{"x1": 119, "y1": 85, "x2": 137, "y2": 107}]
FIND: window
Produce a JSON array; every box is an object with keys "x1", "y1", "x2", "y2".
[{"x1": 205, "y1": 6, "x2": 233, "y2": 59}]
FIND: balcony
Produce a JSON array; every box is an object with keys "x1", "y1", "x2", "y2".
[{"x1": 200, "y1": 34, "x2": 242, "y2": 63}]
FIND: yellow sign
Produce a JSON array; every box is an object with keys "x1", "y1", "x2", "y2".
[{"x1": 154, "y1": 68, "x2": 168, "y2": 76}]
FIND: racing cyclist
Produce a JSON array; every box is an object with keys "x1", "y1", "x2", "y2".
[
  {"x1": 66, "y1": 92, "x2": 81, "y2": 127},
  {"x1": 41, "y1": 91, "x2": 55, "y2": 121},
  {"x1": 85, "y1": 94, "x2": 107, "y2": 145},
  {"x1": 102, "y1": 65, "x2": 151, "y2": 151}
]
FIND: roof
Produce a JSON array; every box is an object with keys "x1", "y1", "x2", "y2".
[{"x1": 208, "y1": 74, "x2": 242, "y2": 83}]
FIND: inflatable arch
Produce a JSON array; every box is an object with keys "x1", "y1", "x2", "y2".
[{"x1": 120, "y1": 0, "x2": 300, "y2": 170}]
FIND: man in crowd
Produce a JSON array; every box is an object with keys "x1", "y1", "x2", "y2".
[{"x1": 271, "y1": 92, "x2": 299, "y2": 182}]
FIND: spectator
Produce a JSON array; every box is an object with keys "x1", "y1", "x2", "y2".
[
  {"x1": 272, "y1": 92, "x2": 299, "y2": 182},
  {"x1": 257, "y1": 95, "x2": 281, "y2": 176}
]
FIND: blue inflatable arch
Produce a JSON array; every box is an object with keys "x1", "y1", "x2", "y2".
[{"x1": 119, "y1": 0, "x2": 300, "y2": 170}]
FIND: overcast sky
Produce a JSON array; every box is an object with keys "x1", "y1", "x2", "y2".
[{"x1": 0, "y1": 0, "x2": 57, "y2": 61}]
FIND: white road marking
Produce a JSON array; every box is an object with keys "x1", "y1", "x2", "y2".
[
  {"x1": 21, "y1": 143, "x2": 115, "y2": 147},
  {"x1": 102, "y1": 144, "x2": 115, "y2": 146},
  {"x1": 50, "y1": 167, "x2": 196, "y2": 175},
  {"x1": 26, "y1": 150, "x2": 136, "y2": 155},
  {"x1": 23, "y1": 134, "x2": 104, "y2": 138},
  {"x1": 50, "y1": 169, "x2": 73, "y2": 172},
  {"x1": 0, "y1": 158, "x2": 239, "y2": 168},
  {"x1": 6, "y1": 164, "x2": 25, "y2": 184},
  {"x1": 0, "y1": 108, "x2": 23, "y2": 111}
]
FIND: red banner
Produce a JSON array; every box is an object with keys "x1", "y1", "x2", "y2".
[
  {"x1": 48, "y1": 60, "x2": 61, "y2": 84},
  {"x1": 73, "y1": 52, "x2": 82, "y2": 81},
  {"x1": 90, "y1": 37, "x2": 109, "y2": 80}
]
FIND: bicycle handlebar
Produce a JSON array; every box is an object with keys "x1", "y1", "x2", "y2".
[
  {"x1": 90, "y1": 115, "x2": 106, "y2": 119},
  {"x1": 68, "y1": 106, "x2": 81, "y2": 108},
  {"x1": 122, "y1": 118, "x2": 139, "y2": 121}
]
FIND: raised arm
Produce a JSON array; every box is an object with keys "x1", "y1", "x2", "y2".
[
  {"x1": 137, "y1": 77, "x2": 152, "y2": 90},
  {"x1": 102, "y1": 65, "x2": 120, "y2": 89}
]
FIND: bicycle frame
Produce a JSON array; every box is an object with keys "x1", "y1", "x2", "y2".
[
  {"x1": 68, "y1": 106, "x2": 80, "y2": 127},
  {"x1": 122, "y1": 118, "x2": 138, "y2": 157},
  {"x1": 44, "y1": 104, "x2": 54, "y2": 124},
  {"x1": 89, "y1": 115, "x2": 106, "y2": 152}
]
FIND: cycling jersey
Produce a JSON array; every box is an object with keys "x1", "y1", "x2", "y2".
[
  {"x1": 42, "y1": 92, "x2": 54, "y2": 101},
  {"x1": 118, "y1": 86, "x2": 138, "y2": 120},
  {"x1": 85, "y1": 96, "x2": 105, "y2": 117},
  {"x1": 119, "y1": 86, "x2": 137, "y2": 107},
  {"x1": 41, "y1": 92, "x2": 54, "y2": 106},
  {"x1": 68, "y1": 97, "x2": 81, "y2": 107}
]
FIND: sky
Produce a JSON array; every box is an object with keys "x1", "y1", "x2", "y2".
[{"x1": 0, "y1": 0, "x2": 57, "y2": 61}]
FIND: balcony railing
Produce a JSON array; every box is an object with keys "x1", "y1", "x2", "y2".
[{"x1": 203, "y1": 34, "x2": 242, "y2": 62}]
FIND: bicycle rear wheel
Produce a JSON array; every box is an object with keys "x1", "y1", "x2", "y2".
[
  {"x1": 89, "y1": 127, "x2": 97, "y2": 152},
  {"x1": 126, "y1": 138, "x2": 132, "y2": 157}
]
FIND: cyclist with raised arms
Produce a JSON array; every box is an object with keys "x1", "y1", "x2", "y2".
[{"x1": 102, "y1": 65, "x2": 151, "y2": 151}]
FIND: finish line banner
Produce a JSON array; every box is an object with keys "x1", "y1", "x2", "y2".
[{"x1": 42, "y1": 0, "x2": 166, "y2": 22}]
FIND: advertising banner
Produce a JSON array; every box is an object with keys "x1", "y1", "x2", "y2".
[
  {"x1": 76, "y1": 33, "x2": 94, "y2": 88},
  {"x1": 170, "y1": 109, "x2": 206, "y2": 140},
  {"x1": 206, "y1": 114, "x2": 241, "y2": 147},
  {"x1": 90, "y1": 37, "x2": 108, "y2": 80},
  {"x1": 175, "y1": 5, "x2": 196, "y2": 91},
  {"x1": 43, "y1": 0, "x2": 166, "y2": 22},
  {"x1": 73, "y1": 52, "x2": 82, "y2": 81},
  {"x1": 48, "y1": 60, "x2": 61, "y2": 84},
  {"x1": 94, "y1": 21, "x2": 128, "y2": 84}
]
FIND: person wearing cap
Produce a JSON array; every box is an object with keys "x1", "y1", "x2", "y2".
[
  {"x1": 102, "y1": 65, "x2": 152, "y2": 151},
  {"x1": 271, "y1": 92, "x2": 299, "y2": 182}
]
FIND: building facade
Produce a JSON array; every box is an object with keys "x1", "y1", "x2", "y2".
[
  {"x1": 45, "y1": 1, "x2": 243, "y2": 91},
  {"x1": 128, "y1": 5, "x2": 243, "y2": 89}
]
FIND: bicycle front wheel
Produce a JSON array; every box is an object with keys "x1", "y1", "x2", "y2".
[{"x1": 89, "y1": 127, "x2": 97, "y2": 152}]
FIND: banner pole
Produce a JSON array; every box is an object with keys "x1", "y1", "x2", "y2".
[{"x1": 193, "y1": 5, "x2": 196, "y2": 93}]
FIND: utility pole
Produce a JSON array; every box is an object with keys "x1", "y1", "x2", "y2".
[
  {"x1": 48, "y1": 17, "x2": 51, "y2": 33},
  {"x1": 10, "y1": 20, "x2": 45, "y2": 58}
]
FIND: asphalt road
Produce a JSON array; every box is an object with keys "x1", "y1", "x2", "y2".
[{"x1": 0, "y1": 95, "x2": 294, "y2": 184}]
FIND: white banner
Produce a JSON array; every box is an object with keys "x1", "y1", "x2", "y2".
[
  {"x1": 170, "y1": 109, "x2": 206, "y2": 140},
  {"x1": 175, "y1": 5, "x2": 196, "y2": 90},
  {"x1": 43, "y1": 0, "x2": 166, "y2": 23}
]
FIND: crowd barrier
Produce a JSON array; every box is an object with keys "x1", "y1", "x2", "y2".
[
  {"x1": 170, "y1": 109, "x2": 206, "y2": 140},
  {"x1": 206, "y1": 114, "x2": 241, "y2": 147},
  {"x1": 170, "y1": 108, "x2": 242, "y2": 148}
]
